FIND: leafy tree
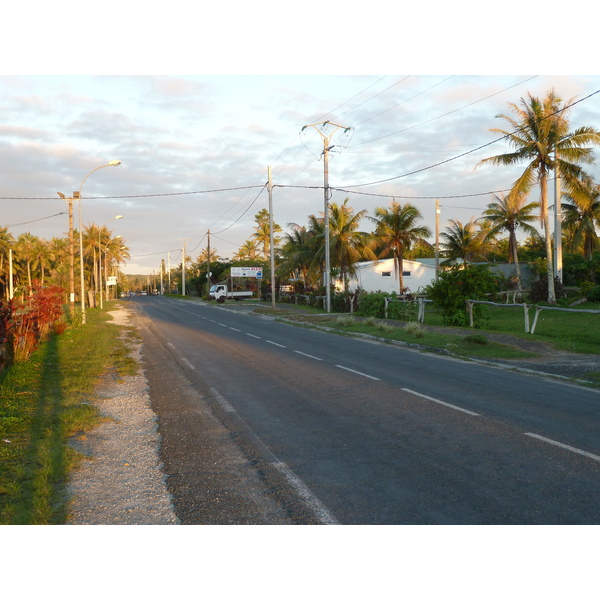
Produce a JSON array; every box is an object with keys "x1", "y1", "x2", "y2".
[
  {"x1": 369, "y1": 200, "x2": 431, "y2": 293},
  {"x1": 478, "y1": 89, "x2": 600, "y2": 303},
  {"x1": 424, "y1": 264, "x2": 501, "y2": 327}
]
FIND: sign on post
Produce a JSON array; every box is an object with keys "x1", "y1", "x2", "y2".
[{"x1": 231, "y1": 267, "x2": 263, "y2": 278}]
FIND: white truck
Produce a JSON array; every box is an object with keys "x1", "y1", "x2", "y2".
[{"x1": 209, "y1": 284, "x2": 253, "y2": 302}]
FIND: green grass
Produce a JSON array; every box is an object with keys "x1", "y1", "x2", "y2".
[
  {"x1": 0, "y1": 302, "x2": 137, "y2": 524},
  {"x1": 257, "y1": 299, "x2": 600, "y2": 358}
]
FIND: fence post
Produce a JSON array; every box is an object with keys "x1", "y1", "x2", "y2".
[
  {"x1": 530, "y1": 307, "x2": 543, "y2": 334},
  {"x1": 523, "y1": 302, "x2": 530, "y2": 333},
  {"x1": 467, "y1": 300, "x2": 474, "y2": 327},
  {"x1": 384, "y1": 297, "x2": 389, "y2": 319}
]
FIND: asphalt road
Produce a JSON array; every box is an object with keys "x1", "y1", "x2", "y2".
[{"x1": 128, "y1": 296, "x2": 600, "y2": 525}]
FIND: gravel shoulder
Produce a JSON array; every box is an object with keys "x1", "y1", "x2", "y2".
[{"x1": 66, "y1": 307, "x2": 179, "y2": 525}]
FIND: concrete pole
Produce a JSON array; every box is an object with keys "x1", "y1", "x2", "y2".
[
  {"x1": 554, "y1": 153, "x2": 563, "y2": 282},
  {"x1": 268, "y1": 166, "x2": 276, "y2": 310}
]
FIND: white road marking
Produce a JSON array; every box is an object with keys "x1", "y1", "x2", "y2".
[
  {"x1": 294, "y1": 351, "x2": 323, "y2": 361},
  {"x1": 229, "y1": 327, "x2": 241, "y2": 332},
  {"x1": 272, "y1": 462, "x2": 339, "y2": 525},
  {"x1": 181, "y1": 357, "x2": 196, "y2": 370},
  {"x1": 246, "y1": 333, "x2": 260, "y2": 339},
  {"x1": 335, "y1": 365, "x2": 380, "y2": 381},
  {"x1": 524, "y1": 433, "x2": 600, "y2": 462},
  {"x1": 266, "y1": 340, "x2": 286, "y2": 348},
  {"x1": 210, "y1": 388, "x2": 236, "y2": 413},
  {"x1": 402, "y1": 388, "x2": 480, "y2": 416}
]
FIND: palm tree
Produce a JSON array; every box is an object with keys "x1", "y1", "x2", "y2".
[
  {"x1": 441, "y1": 218, "x2": 488, "y2": 264},
  {"x1": 562, "y1": 175, "x2": 600, "y2": 259},
  {"x1": 369, "y1": 200, "x2": 431, "y2": 293},
  {"x1": 479, "y1": 192, "x2": 540, "y2": 290},
  {"x1": 15, "y1": 232, "x2": 38, "y2": 292},
  {"x1": 0, "y1": 227, "x2": 15, "y2": 299},
  {"x1": 277, "y1": 223, "x2": 318, "y2": 288},
  {"x1": 252, "y1": 208, "x2": 282, "y2": 261},
  {"x1": 31, "y1": 238, "x2": 53, "y2": 286},
  {"x1": 478, "y1": 89, "x2": 600, "y2": 303},
  {"x1": 327, "y1": 199, "x2": 377, "y2": 292},
  {"x1": 233, "y1": 240, "x2": 260, "y2": 261}
]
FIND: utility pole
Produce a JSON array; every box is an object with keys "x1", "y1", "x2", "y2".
[
  {"x1": 160, "y1": 260, "x2": 164, "y2": 295},
  {"x1": 206, "y1": 230, "x2": 211, "y2": 300},
  {"x1": 168, "y1": 252, "x2": 171, "y2": 294},
  {"x1": 302, "y1": 120, "x2": 351, "y2": 312},
  {"x1": 180, "y1": 238, "x2": 189, "y2": 296},
  {"x1": 554, "y1": 152, "x2": 563, "y2": 283},
  {"x1": 57, "y1": 192, "x2": 75, "y2": 315},
  {"x1": 435, "y1": 199, "x2": 441, "y2": 280},
  {"x1": 268, "y1": 166, "x2": 276, "y2": 309}
]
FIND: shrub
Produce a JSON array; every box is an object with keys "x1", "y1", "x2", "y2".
[
  {"x1": 424, "y1": 264, "x2": 501, "y2": 327},
  {"x1": 586, "y1": 284, "x2": 600, "y2": 302},
  {"x1": 355, "y1": 291, "x2": 387, "y2": 318},
  {"x1": 528, "y1": 276, "x2": 564, "y2": 304},
  {"x1": 404, "y1": 321, "x2": 425, "y2": 338},
  {"x1": 11, "y1": 283, "x2": 65, "y2": 363}
]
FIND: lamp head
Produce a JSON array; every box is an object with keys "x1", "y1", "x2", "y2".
[
  {"x1": 115, "y1": 215, "x2": 123, "y2": 220},
  {"x1": 108, "y1": 160, "x2": 121, "y2": 166}
]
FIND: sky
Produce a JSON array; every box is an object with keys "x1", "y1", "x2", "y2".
[{"x1": 3, "y1": 5, "x2": 600, "y2": 279}]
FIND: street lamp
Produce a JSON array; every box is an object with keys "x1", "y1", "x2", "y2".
[
  {"x1": 75, "y1": 160, "x2": 121, "y2": 324},
  {"x1": 99, "y1": 216, "x2": 123, "y2": 309}
]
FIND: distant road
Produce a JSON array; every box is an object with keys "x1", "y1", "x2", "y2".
[{"x1": 129, "y1": 296, "x2": 600, "y2": 525}]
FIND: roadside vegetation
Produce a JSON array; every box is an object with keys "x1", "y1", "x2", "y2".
[{"x1": 0, "y1": 303, "x2": 137, "y2": 524}]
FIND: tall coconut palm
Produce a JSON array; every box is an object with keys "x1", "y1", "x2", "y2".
[
  {"x1": 478, "y1": 89, "x2": 600, "y2": 303},
  {"x1": 31, "y1": 238, "x2": 54, "y2": 286},
  {"x1": 369, "y1": 200, "x2": 431, "y2": 293},
  {"x1": 327, "y1": 199, "x2": 377, "y2": 292},
  {"x1": 15, "y1": 232, "x2": 39, "y2": 292},
  {"x1": 562, "y1": 175, "x2": 600, "y2": 259},
  {"x1": 479, "y1": 192, "x2": 540, "y2": 290},
  {"x1": 252, "y1": 208, "x2": 282, "y2": 261},
  {"x1": 441, "y1": 218, "x2": 489, "y2": 264},
  {"x1": 277, "y1": 223, "x2": 318, "y2": 288},
  {"x1": 233, "y1": 239, "x2": 260, "y2": 261},
  {"x1": 0, "y1": 227, "x2": 15, "y2": 299}
]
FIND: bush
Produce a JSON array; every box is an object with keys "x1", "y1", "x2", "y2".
[
  {"x1": 355, "y1": 291, "x2": 387, "y2": 318},
  {"x1": 424, "y1": 264, "x2": 501, "y2": 327},
  {"x1": 586, "y1": 284, "x2": 600, "y2": 302},
  {"x1": 528, "y1": 276, "x2": 564, "y2": 304}
]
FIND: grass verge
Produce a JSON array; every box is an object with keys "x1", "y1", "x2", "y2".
[{"x1": 0, "y1": 302, "x2": 136, "y2": 524}]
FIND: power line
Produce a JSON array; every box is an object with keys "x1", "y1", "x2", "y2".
[{"x1": 4, "y1": 210, "x2": 67, "y2": 227}]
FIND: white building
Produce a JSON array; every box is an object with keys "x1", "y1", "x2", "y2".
[{"x1": 343, "y1": 258, "x2": 438, "y2": 295}]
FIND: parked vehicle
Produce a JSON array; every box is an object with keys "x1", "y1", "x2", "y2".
[{"x1": 209, "y1": 285, "x2": 253, "y2": 302}]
